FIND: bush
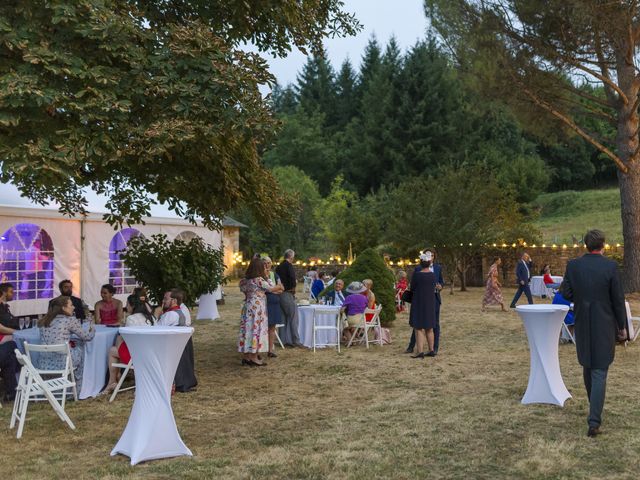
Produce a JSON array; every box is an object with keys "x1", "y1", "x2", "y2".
[
  {"x1": 120, "y1": 234, "x2": 225, "y2": 306},
  {"x1": 325, "y1": 248, "x2": 396, "y2": 326}
]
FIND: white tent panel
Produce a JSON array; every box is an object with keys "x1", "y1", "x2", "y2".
[{"x1": 0, "y1": 215, "x2": 81, "y2": 316}]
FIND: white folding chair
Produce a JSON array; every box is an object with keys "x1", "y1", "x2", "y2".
[
  {"x1": 625, "y1": 301, "x2": 640, "y2": 342},
  {"x1": 347, "y1": 305, "x2": 383, "y2": 349},
  {"x1": 10, "y1": 350, "x2": 76, "y2": 439},
  {"x1": 109, "y1": 359, "x2": 135, "y2": 402},
  {"x1": 24, "y1": 341, "x2": 77, "y2": 406},
  {"x1": 561, "y1": 321, "x2": 575, "y2": 344},
  {"x1": 274, "y1": 323, "x2": 286, "y2": 349},
  {"x1": 312, "y1": 308, "x2": 341, "y2": 353}
]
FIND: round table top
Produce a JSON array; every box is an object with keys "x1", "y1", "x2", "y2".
[
  {"x1": 120, "y1": 326, "x2": 194, "y2": 335},
  {"x1": 516, "y1": 304, "x2": 569, "y2": 313}
]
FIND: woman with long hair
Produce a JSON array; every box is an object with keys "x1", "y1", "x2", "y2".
[
  {"x1": 39, "y1": 295, "x2": 96, "y2": 389},
  {"x1": 238, "y1": 257, "x2": 283, "y2": 366},
  {"x1": 103, "y1": 294, "x2": 156, "y2": 395},
  {"x1": 482, "y1": 257, "x2": 507, "y2": 312}
]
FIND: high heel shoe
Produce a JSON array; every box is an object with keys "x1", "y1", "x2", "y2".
[
  {"x1": 241, "y1": 359, "x2": 256, "y2": 367},
  {"x1": 426, "y1": 351, "x2": 436, "y2": 357},
  {"x1": 411, "y1": 352, "x2": 426, "y2": 359}
]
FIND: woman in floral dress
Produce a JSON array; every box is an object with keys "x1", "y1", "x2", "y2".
[
  {"x1": 238, "y1": 257, "x2": 283, "y2": 366},
  {"x1": 482, "y1": 257, "x2": 507, "y2": 312}
]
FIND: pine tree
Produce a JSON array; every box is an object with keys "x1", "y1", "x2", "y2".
[
  {"x1": 296, "y1": 50, "x2": 337, "y2": 125},
  {"x1": 334, "y1": 58, "x2": 358, "y2": 130},
  {"x1": 271, "y1": 81, "x2": 298, "y2": 115},
  {"x1": 354, "y1": 36, "x2": 382, "y2": 106}
]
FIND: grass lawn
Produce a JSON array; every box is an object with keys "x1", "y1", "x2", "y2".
[
  {"x1": 533, "y1": 188, "x2": 623, "y2": 244},
  {"x1": 3, "y1": 284, "x2": 640, "y2": 479}
]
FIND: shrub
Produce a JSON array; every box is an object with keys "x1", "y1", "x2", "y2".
[
  {"x1": 120, "y1": 234, "x2": 225, "y2": 306},
  {"x1": 324, "y1": 248, "x2": 396, "y2": 326}
]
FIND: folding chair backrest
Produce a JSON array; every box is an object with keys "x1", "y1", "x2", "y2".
[
  {"x1": 625, "y1": 301, "x2": 636, "y2": 340},
  {"x1": 364, "y1": 305, "x2": 382, "y2": 323},
  {"x1": 14, "y1": 350, "x2": 48, "y2": 387},
  {"x1": 313, "y1": 308, "x2": 340, "y2": 318},
  {"x1": 24, "y1": 342, "x2": 72, "y2": 377}
]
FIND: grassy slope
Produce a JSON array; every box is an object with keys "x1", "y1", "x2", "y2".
[
  {"x1": 4, "y1": 285, "x2": 640, "y2": 479},
  {"x1": 533, "y1": 188, "x2": 623, "y2": 244}
]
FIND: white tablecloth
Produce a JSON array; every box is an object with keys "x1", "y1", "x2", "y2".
[
  {"x1": 111, "y1": 326, "x2": 193, "y2": 465},
  {"x1": 516, "y1": 304, "x2": 571, "y2": 406},
  {"x1": 196, "y1": 293, "x2": 219, "y2": 320},
  {"x1": 297, "y1": 305, "x2": 342, "y2": 348},
  {"x1": 530, "y1": 275, "x2": 563, "y2": 297},
  {"x1": 13, "y1": 324, "x2": 119, "y2": 399}
]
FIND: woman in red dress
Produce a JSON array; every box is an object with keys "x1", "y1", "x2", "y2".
[{"x1": 395, "y1": 271, "x2": 408, "y2": 312}]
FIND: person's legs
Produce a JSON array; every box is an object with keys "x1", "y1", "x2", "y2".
[
  {"x1": 281, "y1": 292, "x2": 301, "y2": 346},
  {"x1": 0, "y1": 341, "x2": 18, "y2": 400},
  {"x1": 268, "y1": 325, "x2": 276, "y2": 353},
  {"x1": 406, "y1": 330, "x2": 416, "y2": 352},
  {"x1": 107, "y1": 346, "x2": 120, "y2": 386},
  {"x1": 426, "y1": 328, "x2": 435, "y2": 353},
  {"x1": 587, "y1": 368, "x2": 608, "y2": 428},
  {"x1": 279, "y1": 292, "x2": 295, "y2": 346},
  {"x1": 433, "y1": 303, "x2": 441, "y2": 353},
  {"x1": 524, "y1": 284, "x2": 534, "y2": 304},
  {"x1": 510, "y1": 286, "x2": 524, "y2": 307},
  {"x1": 415, "y1": 329, "x2": 425, "y2": 353}
]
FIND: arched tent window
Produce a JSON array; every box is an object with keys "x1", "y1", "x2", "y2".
[
  {"x1": 0, "y1": 223, "x2": 55, "y2": 300},
  {"x1": 176, "y1": 231, "x2": 199, "y2": 243},
  {"x1": 109, "y1": 228, "x2": 144, "y2": 295}
]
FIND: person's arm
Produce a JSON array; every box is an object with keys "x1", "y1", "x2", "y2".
[
  {"x1": 94, "y1": 302, "x2": 102, "y2": 324},
  {"x1": 69, "y1": 317, "x2": 95, "y2": 341},
  {"x1": 368, "y1": 292, "x2": 376, "y2": 309},
  {"x1": 437, "y1": 265, "x2": 445, "y2": 288},
  {"x1": 610, "y1": 264, "x2": 627, "y2": 332},
  {"x1": 0, "y1": 323, "x2": 15, "y2": 335}
]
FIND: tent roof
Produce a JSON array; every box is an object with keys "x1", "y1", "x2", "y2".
[{"x1": 0, "y1": 182, "x2": 243, "y2": 228}]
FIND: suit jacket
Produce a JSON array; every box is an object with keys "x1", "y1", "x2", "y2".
[
  {"x1": 325, "y1": 290, "x2": 346, "y2": 306},
  {"x1": 560, "y1": 253, "x2": 626, "y2": 368},
  {"x1": 515, "y1": 260, "x2": 531, "y2": 285}
]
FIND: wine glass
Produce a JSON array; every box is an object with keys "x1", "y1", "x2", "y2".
[{"x1": 19, "y1": 318, "x2": 25, "y2": 330}]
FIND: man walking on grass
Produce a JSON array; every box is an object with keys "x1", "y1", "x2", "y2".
[
  {"x1": 560, "y1": 229, "x2": 627, "y2": 437},
  {"x1": 510, "y1": 252, "x2": 533, "y2": 308}
]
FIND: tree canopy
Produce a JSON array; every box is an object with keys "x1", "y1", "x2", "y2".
[{"x1": 0, "y1": 1, "x2": 360, "y2": 228}]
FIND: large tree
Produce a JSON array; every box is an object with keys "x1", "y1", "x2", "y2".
[
  {"x1": 427, "y1": 0, "x2": 640, "y2": 290},
  {"x1": 0, "y1": 1, "x2": 359, "y2": 228}
]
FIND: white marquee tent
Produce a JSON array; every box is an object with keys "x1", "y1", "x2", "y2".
[{"x1": 0, "y1": 184, "x2": 221, "y2": 318}]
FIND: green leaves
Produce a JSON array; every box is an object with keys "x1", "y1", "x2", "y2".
[
  {"x1": 0, "y1": 1, "x2": 359, "y2": 229},
  {"x1": 120, "y1": 233, "x2": 225, "y2": 306}
]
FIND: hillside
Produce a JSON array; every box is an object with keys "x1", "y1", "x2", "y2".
[{"x1": 533, "y1": 188, "x2": 623, "y2": 244}]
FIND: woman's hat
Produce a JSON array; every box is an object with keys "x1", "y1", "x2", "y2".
[{"x1": 346, "y1": 281, "x2": 367, "y2": 294}]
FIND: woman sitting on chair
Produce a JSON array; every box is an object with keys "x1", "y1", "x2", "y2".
[
  {"x1": 39, "y1": 296, "x2": 95, "y2": 390},
  {"x1": 542, "y1": 265, "x2": 562, "y2": 290},
  {"x1": 103, "y1": 294, "x2": 155, "y2": 395},
  {"x1": 340, "y1": 282, "x2": 369, "y2": 344}
]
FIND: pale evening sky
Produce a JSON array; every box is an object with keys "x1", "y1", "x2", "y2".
[{"x1": 259, "y1": 0, "x2": 429, "y2": 91}]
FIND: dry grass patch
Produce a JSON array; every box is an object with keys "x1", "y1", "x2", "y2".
[{"x1": 2, "y1": 285, "x2": 640, "y2": 479}]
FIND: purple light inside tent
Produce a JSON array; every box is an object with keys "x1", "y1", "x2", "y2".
[
  {"x1": 109, "y1": 228, "x2": 143, "y2": 294},
  {"x1": 0, "y1": 223, "x2": 54, "y2": 300}
]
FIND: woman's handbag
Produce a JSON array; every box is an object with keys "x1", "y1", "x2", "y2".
[{"x1": 401, "y1": 289, "x2": 413, "y2": 303}]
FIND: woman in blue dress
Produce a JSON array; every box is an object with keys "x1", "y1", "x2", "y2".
[
  {"x1": 262, "y1": 256, "x2": 283, "y2": 358},
  {"x1": 408, "y1": 259, "x2": 437, "y2": 358}
]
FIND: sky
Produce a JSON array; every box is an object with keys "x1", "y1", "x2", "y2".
[{"x1": 260, "y1": 0, "x2": 429, "y2": 91}]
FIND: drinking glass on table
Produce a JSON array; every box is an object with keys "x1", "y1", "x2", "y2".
[{"x1": 19, "y1": 318, "x2": 25, "y2": 330}]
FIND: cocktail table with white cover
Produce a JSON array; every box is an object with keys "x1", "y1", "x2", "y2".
[
  {"x1": 516, "y1": 304, "x2": 571, "y2": 406},
  {"x1": 13, "y1": 324, "x2": 119, "y2": 399},
  {"x1": 530, "y1": 275, "x2": 563, "y2": 297},
  {"x1": 111, "y1": 326, "x2": 194, "y2": 465}
]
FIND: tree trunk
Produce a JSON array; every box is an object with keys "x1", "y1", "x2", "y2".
[{"x1": 615, "y1": 52, "x2": 640, "y2": 292}]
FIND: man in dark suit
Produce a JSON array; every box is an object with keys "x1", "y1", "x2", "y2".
[
  {"x1": 560, "y1": 229, "x2": 626, "y2": 437},
  {"x1": 509, "y1": 252, "x2": 533, "y2": 308},
  {"x1": 325, "y1": 279, "x2": 346, "y2": 306},
  {"x1": 405, "y1": 249, "x2": 445, "y2": 354}
]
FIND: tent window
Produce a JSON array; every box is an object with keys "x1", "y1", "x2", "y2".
[
  {"x1": 176, "y1": 231, "x2": 198, "y2": 243},
  {"x1": 0, "y1": 223, "x2": 55, "y2": 300},
  {"x1": 109, "y1": 228, "x2": 143, "y2": 295}
]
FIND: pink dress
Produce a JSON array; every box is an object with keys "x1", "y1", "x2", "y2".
[
  {"x1": 482, "y1": 264, "x2": 504, "y2": 306},
  {"x1": 238, "y1": 278, "x2": 269, "y2": 353}
]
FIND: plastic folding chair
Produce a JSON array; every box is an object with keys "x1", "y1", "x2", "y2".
[
  {"x1": 312, "y1": 308, "x2": 341, "y2": 353},
  {"x1": 346, "y1": 305, "x2": 383, "y2": 349},
  {"x1": 109, "y1": 359, "x2": 135, "y2": 402},
  {"x1": 625, "y1": 301, "x2": 640, "y2": 342},
  {"x1": 275, "y1": 323, "x2": 285, "y2": 349},
  {"x1": 24, "y1": 341, "x2": 77, "y2": 407},
  {"x1": 10, "y1": 350, "x2": 76, "y2": 439}
]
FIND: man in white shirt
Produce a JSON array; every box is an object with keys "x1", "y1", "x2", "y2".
[
  {"x1": 171, "y1": 288, "x2": 191, "y2": 326},
  {"x1": 158, "y1": 290, "x2": 187, "y2": 326}
]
